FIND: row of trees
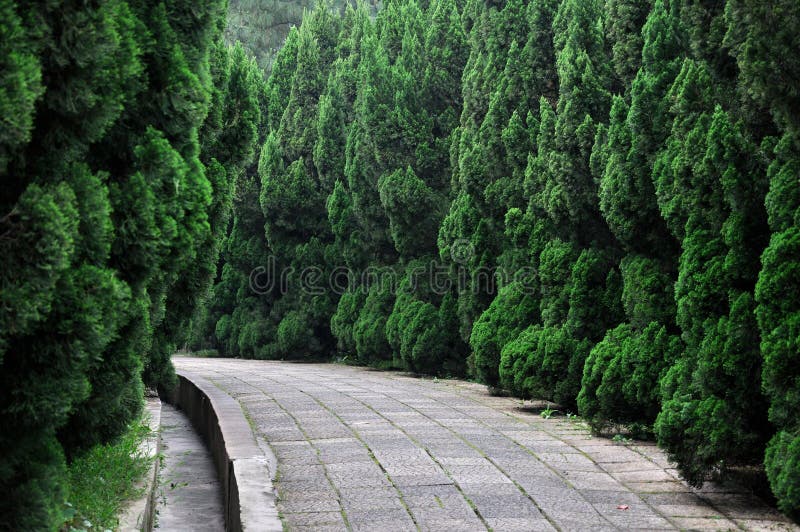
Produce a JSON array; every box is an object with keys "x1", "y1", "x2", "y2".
[
  {"x1": 195, "y1": 0, "x2": 800, "y2": 518},
  {"x1": 0, "y1": 0, "x2": 263, "y2": 528},
  {"x1": 226, "y1": 0, "x2": 379, "y2": 73}
]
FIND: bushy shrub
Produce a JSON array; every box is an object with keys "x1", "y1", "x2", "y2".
[
  {"x1": 765, "y1": 430, "x2": 800, "y2": 520},
  {"x1": 331, "y1": 289, "x2": 367, "y2": 355},
  {"x1": 353, "y1": 279, "x2": 395, "y2": 366},
  {"x1": 578, "y1": 322, "x2": 681, "y2": 432},
  {"x1": 469, "y1": 282, "x2": 539, "y2": 387},
  {"x1": 499, "y1": 325, "x2": 590, "y2": 406},
  {"x1": 277, "y1": 310, "x2": 314, "y2": 357}
]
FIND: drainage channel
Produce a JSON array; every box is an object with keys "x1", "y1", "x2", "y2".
[{"x1": 155, "y1": 403, "x2": 225, "y2": 531}]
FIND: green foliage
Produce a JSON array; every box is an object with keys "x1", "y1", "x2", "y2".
[
  {"x1": 724, "y1": 0, "x2": 800, "y2": 135},
  {"x1": 564, "y1": 248, "x2": 623, "y2": 344},
  {"x1": 537, "y1": 239, "x2": 579, "y2": 328},
  {"x1": 378, "y1": 167, "x2": 441, "y2": 257},
  {"x1": 0, "y1": 1, "x2": 42, "y2": 176},
  {"x1": 656, "y1": 104, "x2": 770, "y2": 486},
  {"x1": 170, "y1": 0, "x2": 800, "y2": 518},
  {"x1": 755, "y1": 129, "x2": 800, "y2": 516},
  {"x1": 604, "y1": 0, "x2": 652, "y2": 91},
  {"x1": 354, "y1": 279, "x2": 395, "y2": 366},
  {"x1": 765, "y1": 430, "x2": 800, "y2": 520},
  {"x1": 579, "y1": 322, "x2": 681, "y2": 432},
  {"x1": 277, "y1": 310, "x2": 315, "y2": 356},
  {"x1": 384, "y1": 266, "x2": 465, "y2": 376},
  {"x1": 0, "y1": 435, "x2": 67, "y2": 531},
  {"x1": 577, "y1": 0, "x2": 683, "y2": 436},
  {"x1": 470, "y1": 282, "x2": 538, "y2": 387},
  {"x1": 758, "y1": 224, "x2": 800, "y2": 437},
  {"x1": 499, "y1": 246, "x2": 621, "y2": 409},
  {"x1": 0, "y1": 0, "x2": 259, "y2": 526},
  {"x1": 331, "y1": 289, "x2": 367, "y2": 354},
  {"x1": 499, "y1": 324, "x2": 590, "y2": 406}
]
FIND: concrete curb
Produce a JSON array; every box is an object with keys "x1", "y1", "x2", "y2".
[
  {"x1": 164, "y1": 369, "x2": 281, "y2": 532},
  {"x1": 118, "y1": 397, "x2": 162, "y2": 532}
]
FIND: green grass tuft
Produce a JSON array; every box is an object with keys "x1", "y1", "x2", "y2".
[{"x1": 63, "y1": 416, "x2": 154, "y2": 531}]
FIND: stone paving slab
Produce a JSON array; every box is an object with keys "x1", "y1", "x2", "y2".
[{"x1": 174, "y1": 357, "x2": 799, "y2": 531}]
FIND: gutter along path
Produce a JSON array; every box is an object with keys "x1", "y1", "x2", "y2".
[
  {"x1": 174, "y1": 357, "x2": 797, "y2": 531},
  {"x1": 155, "y1": 404, "x2": 224, "y2": 531}
]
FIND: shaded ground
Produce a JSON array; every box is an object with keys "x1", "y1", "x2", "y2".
[
  {"x1": 175, "y1": 357, "x2": 797, "y2": 531},
  {"x1": 155, "y1": 403, "x2": 224, "y2": 531}
]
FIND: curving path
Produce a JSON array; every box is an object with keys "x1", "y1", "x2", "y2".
[{"x1": 174, "y1": 357, "x2": 797, "y2": 532}]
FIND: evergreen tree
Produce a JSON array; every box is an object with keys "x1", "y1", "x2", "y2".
[
  {"x1": 265, "y1": 27, "x2": 300, "y2": 130},
  {"x1": 189, "y1": 41, "x2": 265, "y2": 351},
  {"x1": 499, "y1": 0, "x2": 620, "y2": 408},
  {"x1": 604, "y1": 0, "x2": 652, "y2": 92},
  {"x1": 0, "y1": 0, "x2": 248, "y2": 527},
  {"x1": 756, "y1": 135, "x2": 800, "y2": 516},
  {"x1": 345, "y1": 31, "x2": 395, "y2": 262},
  {"x1": 440, "y1": 0, "x2": 551, "y2": 363},
  {"x1": 656, "y1": 101, "x2": 771, "y2": 485},
  {"x1": 729, "y1": 2, "x2": 800, "y2": 514},
  {"x1": 577, "y1": 0, "x2": 684, "y2": 432}
]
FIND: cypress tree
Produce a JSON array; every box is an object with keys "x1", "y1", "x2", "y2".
[
  {"x1": 728, "y1": 1, "x2": 800, "y2": 514},
  {"x1": 437, "y1": 0, "x2": 533, "y2": 361},
  {"x1": 756, "y1": 136, "x2": 800, "y2": 517},
  {"x1": 345, "y1": 30, "x2": 395, "y2": 262},
  {"x1": 423, "y1": 0, "x2": 467, "y2": 152},
  {"x1": 265, "y1": 27, "x2": 300, "y2": 130},
  {"x1": 604, "y1": 0, "x2": 653, "y2": 92},
  {"x1": 656, "y1": 98, "x2": 771, "y2": 485},
  {"x1": 578, "y1": 0, "x2": 685, "y2": 431},
  {"x1": 499, "y1": 0, "x2": 620, "y2": 408},
  {"x1": 0, "y1": 0, "x2": 243, "y2": 526}
]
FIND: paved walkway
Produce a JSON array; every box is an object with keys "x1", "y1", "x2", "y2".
[
  {"x1": 174, "y1": 357, "x2": 797, "y2": 531},
  {"x1": 155, "y1": 403, "x2": 224, "y2": 531}
]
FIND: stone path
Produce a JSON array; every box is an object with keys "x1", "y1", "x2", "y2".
[
  {"x1": 174, "y1": 357, "x2": 798, "y2": 532},
  {"x1": 155, "y1": 403, "x2": 224, "y2": 531}
]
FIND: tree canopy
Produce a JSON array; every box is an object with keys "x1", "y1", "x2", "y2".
[{"x1": 0, "y1": 0, "x2": 262, "y2": 527}]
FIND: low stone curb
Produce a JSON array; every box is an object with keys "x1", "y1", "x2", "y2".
[
  {"x1": 118, "y1": 397, "x2": 162, "y2": 532},
  {"x1": 164, "y1": 369, "x2": 281, "y2": 532}
]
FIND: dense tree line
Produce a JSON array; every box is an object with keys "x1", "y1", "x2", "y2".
[
  {"x1": 226, "y1": 0, "x2": 379, "y2": 73},
  {"x1": 0, "y1": 0, "x2": 262, "y2": 528},
  {"x1": 198, "y1": 0, "x2": 800, "y2": 516}
]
